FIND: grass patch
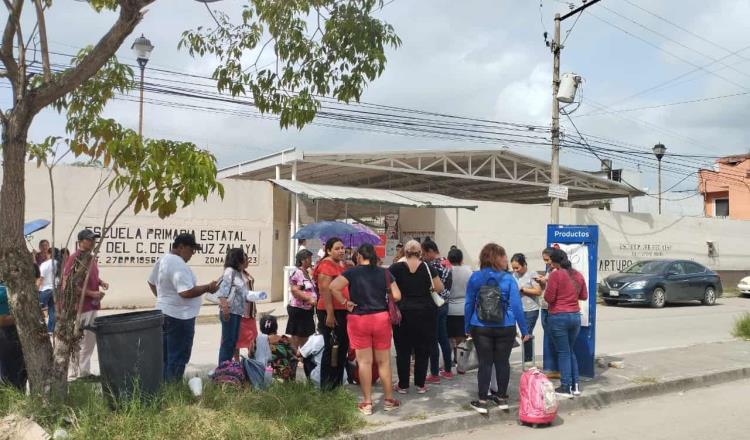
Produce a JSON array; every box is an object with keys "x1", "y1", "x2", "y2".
[
  {"x1": 0, "y1": 381, "x2": 363, "y2": 440},
  {"x1": 732, "y1": 312, "x2": 750, "y2": 340},
  {"x1": 723, "y1": 288, "x2": 741, "y2": 298},
  {"x1": 631, "y1": 376, "x2": 659, "y2": 385}
]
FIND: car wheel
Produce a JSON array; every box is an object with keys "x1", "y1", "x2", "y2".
[
  {"x1": 702, "y1": 286, "x2": 717, "y2": 305},
  {"x1": 650, "y1": 287, "x2": 666, "y2": 308},
  {"x1": 603, "y1": 299, "x2": 617, "y2": 306}
]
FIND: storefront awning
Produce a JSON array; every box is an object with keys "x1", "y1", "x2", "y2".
[{"x1": 270, "y1": 179, "x2": 478, "y2": 210}]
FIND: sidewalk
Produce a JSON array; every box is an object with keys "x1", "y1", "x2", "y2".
[{"x1": 342, "y1": 340, "x2": 750, "y2": 440}]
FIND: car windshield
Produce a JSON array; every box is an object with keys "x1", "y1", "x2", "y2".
[{"x1": 623, "y1": 261, "x2": 668, "y2": 274}]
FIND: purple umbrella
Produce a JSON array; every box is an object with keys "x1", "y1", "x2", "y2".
[{"x1": 321, "y1": 223, "x2": 381, "y2": 248}]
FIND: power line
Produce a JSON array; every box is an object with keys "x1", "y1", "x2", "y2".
[{"x1": 577, "y1": 90, "x2": 750, "y2": 117}]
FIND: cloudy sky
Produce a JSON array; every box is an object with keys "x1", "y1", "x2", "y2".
[{"x1": 7, "y1": 0, "x2": 750, "y2": 195}]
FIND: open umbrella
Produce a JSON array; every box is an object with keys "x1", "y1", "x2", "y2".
[
  {"x1": 24, "y1": 219, "x2": 50, "y2": 237},
  {"x1": 292, "y1": 221, "x2": 360, "y2": 240},
  {"x1": 321, "y1": 223, "x2": 380, "y2": 248}
]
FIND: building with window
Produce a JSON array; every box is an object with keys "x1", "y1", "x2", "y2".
[{"x1": 699, "y1": 154, "x2": 750, "y2": 220}]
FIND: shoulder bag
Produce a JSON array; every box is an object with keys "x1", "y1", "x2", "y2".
[
  {"x1": 423, "y1": 262, "x2": 445, "y2": 307},
  {"x1": 386, "y1": 270, "x2": 402, "y2": 325}
]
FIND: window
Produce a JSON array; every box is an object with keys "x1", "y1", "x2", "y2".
[
  {"x1": 668, "y1": 262, "x2": 687, "y2": 275},
  {"x1": 714, "y1": 199, "x2": 729, "y2": 217},
  {"x1": 684, "y1": 262, "x2": 706, "y2": 274}
]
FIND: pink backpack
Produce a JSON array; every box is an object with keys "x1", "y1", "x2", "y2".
[{"x1": 518, "y1": 368, "x2": 558, "y2": 426}]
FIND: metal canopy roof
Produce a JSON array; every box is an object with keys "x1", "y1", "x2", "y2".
[
  {"x1": 271, "y1": 179, "x2": 478, "y2": 210},
  {"x1": 219, "y1": 148, "x2": 642, "y2": 204}
]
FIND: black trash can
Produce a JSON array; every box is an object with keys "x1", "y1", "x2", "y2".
[{"x1": 90, "y1": 310, "x2": 164, "y2": 403}]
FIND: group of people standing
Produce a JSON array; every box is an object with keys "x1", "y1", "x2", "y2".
[{"x1": 282, "y1": 237, "x2": 588, "y2": 416}]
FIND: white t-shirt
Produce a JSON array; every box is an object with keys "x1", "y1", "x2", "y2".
[
  {"x1": 39, "y1": 259, "x2": 58, "y2": 291},
  {"x1": 514, "y1": 270, "x2": 541, "y2": 312},
  {"x1": 149, "y1": 254, "x2": 200, "y2": 320}
]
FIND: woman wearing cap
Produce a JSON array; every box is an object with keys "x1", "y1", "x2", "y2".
[
  {"x1": 287, "y1": 249, "x2": 317, "y2": 352},
  {"x1": 330, "y1": 243, "x2": 402, "y2": 415},
  {"x1": 217, "y1": 248, "x2": 267, "y2": 365}
]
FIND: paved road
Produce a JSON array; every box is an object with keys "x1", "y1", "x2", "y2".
[
  {"x1": 89, "y1": 296, "x2": 750, "y2": 374},
  {"x1": 437, "y1": 378, "x2": 750, "y2": 440}
]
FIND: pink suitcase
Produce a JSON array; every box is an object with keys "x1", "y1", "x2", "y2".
[{"x1": 518, "y1": 339, "x2": 558, "y2": 427}]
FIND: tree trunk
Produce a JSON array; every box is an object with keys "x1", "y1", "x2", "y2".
[{"x1": 0, "y1": 114, "x2": 57, "y2": 398}]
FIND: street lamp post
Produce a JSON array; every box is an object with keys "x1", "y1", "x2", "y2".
[
  {"x1": 653, "y1": 143, "x2": 667, "y2": 215},
  {"x1": 131, "y1": 34, "x2": 154, "y2": 138}
]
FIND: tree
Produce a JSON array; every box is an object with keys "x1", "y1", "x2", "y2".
[{"x1": 0, "y1": 0, "x2": 399, "y2": 400}]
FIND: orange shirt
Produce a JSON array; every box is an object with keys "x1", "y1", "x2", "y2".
[{"x1": 313, "y1": 259, "x2": 350, "y2": 311}]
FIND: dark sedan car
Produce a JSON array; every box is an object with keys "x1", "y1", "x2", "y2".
[{"x1": 598, "y1": 260, "x2": 723, "y2": 308}]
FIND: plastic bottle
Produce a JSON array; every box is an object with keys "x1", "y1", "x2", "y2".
[{"x1": 264, "y1": 366, "x2": 274, "y2": 387}]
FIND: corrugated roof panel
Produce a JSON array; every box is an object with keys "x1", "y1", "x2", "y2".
[{"x1": 270, "y1": 179, "x2": 478, "y2": 210}]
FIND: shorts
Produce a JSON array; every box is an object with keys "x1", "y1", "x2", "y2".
[
  {"x1": 447, "y1": 315, "x2": 466, "y2": 338},
  {"x1": 286, "y1": 306, "x2": 316, "y2": 337},
  {"x1": 347, "y1": 311, "x2": 392, "y2": 351}
]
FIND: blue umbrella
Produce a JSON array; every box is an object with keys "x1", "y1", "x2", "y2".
[
  {"x1": 24, "y1": 219, "x2": 50, "y2": 237},
  {"x1": 292, "y1": 221, "x2": 360, "y2": 240}
]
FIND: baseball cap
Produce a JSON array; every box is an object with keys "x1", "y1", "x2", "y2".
[
  {"x1": 173, "y1": 233, "x2": 201, "y2": 250},
  {"x1": 77, "y1": 229, "x2": 101, "y2": 241}
]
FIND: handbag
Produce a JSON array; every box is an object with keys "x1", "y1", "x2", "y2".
[
  {"x1": 386, "y1": 270, "x2": 402, "y2": 326},
  {"x1": 424, "y1": 262, "x2": 445, "y2": 307},
  {"x1": 456, "y1": 338, "x2": 479, "y2": 373}
]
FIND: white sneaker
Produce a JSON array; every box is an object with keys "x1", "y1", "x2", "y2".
[{"x1": 572, "y1": 383, "x2": 582, "y2": 396}]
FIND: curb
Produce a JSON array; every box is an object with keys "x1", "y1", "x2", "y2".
[{"x1": 342, "y1": 366, "x2": 750, "y2": 440}]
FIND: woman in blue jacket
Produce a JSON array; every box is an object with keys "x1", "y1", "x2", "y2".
[{"x1": 464, "y1": 243, "x2": 529, "y2": 414}]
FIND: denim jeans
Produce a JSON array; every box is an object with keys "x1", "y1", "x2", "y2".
[
  {"x1": 38, "y1": 289, "x2": 55, "y2": 333},
  {"x1": 162, "y1": 315, "x2": 196, "y2": 382},
  {"x1": 547, "y1": 312, "x2": 581, "y2": 388},
  {"x1": 430, "y1": 303, "x2": 452, "y2": 375},
  {"x1": 523, "y1": 310, "x2": 539, "y2": 363},
  {"x1": 218, "y1": 313, "x2": 242, "y2": 365},
  {"x1": 541, "y1": 309, "x2": 559, "y2": 372}
]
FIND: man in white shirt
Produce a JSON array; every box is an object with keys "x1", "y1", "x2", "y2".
[
  {"x1": 148, "y1": 233, "x2": 219, "y2": 382},
  {"x1": 38, "y1": 248, "x2": 58, "y2": 333}
]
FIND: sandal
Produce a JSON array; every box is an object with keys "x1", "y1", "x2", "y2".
[
  {"x1": 357, "y1": 401, "x2": 373, "y2": 416},
  {"x1": 384, "y1": 398, "x2": 401, "y2": 412}
]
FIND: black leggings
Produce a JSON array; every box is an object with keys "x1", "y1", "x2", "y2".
[
  {"x1": 317, "y1": 310, "x2": 349, "y2": 390},
  {"x1": 471, "y1": 325, "x2": 515, "y2": 400},
  {"x1": 393, "y1": 308, "x2": 436, "y2": 389}
]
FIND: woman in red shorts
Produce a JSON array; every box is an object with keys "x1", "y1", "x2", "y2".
[{"x1": 330, "y1": 243, "x2": 402, "y2": 415}]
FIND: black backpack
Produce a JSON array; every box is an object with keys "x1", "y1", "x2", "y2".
[{"x1": 476, "y1": 275, "x2": 508, "y2": 323}]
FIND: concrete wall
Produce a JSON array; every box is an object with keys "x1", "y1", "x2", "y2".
[
  {"x1": 13, "y1": 163, "x2": 281, "y2": 308},
  {"x1": 403, "y1": 201, "x2": 750, "y2": 283}
]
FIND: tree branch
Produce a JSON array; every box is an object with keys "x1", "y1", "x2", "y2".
[
  {"x1": 30, "y1": 0, "x2": 156, "y2": 113},
  {"x1": 1, "y1": 0, "x2": 23, "y2": 91},
  {"x1": 33, "y1": 0, "x2": 51, "y2": 82}
]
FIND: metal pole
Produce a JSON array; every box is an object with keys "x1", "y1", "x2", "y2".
[
  {"x1": 658, "y1": 159, "x2": 662, "y2": 215},
  {"x1": 138, "y1": 65, "x2": 145, "y2": 138},
  {"x1": 289, "y1": 162, "x2": 298, "y2": 266},
  {"x1": 455, "y1": 208, "x2": 459, "y2": 247},
  {"x1": 550, "y1": 13, "x2": 561, "y2": 224}
]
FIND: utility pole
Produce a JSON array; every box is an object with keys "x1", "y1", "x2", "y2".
[
  {"x1": 550, "y1": 13, "x2": 561, "y2": 224},
  {"x1": 549, "y1": 0, "x2": 602, "y2": 224}
]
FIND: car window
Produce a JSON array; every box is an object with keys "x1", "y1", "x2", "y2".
[
  {"x1": 623, "y1": 261, "x2": 668, "y2": 274},
  {"x1": 684, "y1": 262, "x2": 706, "y2": 274},
  {"x1": 668, "y1": 262, "x2": 687, "y2": 275}
]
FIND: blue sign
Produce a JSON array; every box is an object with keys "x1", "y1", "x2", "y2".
[{"x1": 545, "y1": 224, "x2": 598, "y2": 378}]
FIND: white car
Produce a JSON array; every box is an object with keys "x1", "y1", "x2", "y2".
[{"x1": 739, "y1": 276, "x2": 750, "y2": 296}]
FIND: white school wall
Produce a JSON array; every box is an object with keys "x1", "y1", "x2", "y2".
[
  {"x1": 400, "y1": 201, "x2": 750, "y2": 278},
  {"x1": 12, "y1": 163, "x2": 283, "y2": 308}
]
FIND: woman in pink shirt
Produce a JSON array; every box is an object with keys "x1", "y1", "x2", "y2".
[{"x1": 543, "y1": 248, "x2": 588, "y2": 398}]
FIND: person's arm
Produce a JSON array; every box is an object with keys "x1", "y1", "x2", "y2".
[
  {"x1": 521, "y1": 278, "x2": 542, "y2": 297},
  {"x1": 329, "y1": 275, "x2": 352, "y2": 310},
  {"x1": 148, "y1": 282, "x2": 157, "y2": 297},
  {"x1": 179, "y1": 282, "x2": 217, "y2": 299},
  {"x1": 147, "y1": 261, "x2": 159, "y2": 297},
  {"x1": 427, "y1": 264, "x2": 445, "y2": 293},
  {"x1": 464, "y1": 274, "x2": 478, "y2": 335},
  {"x1": 543, "y1": 271, "x2": 559, "y2": 306},
  {"x1": 389, "y1": 277, "x2": 402, "y2": 302},
  {"x1": 290, "y1": 271, "x2": 315, "y2": 304},
  {"x1": 578, "y1": 272, "x2": 589, "y2": 301},
  {"x1": 317, "y1": 273, "x2": 337, "y2": 328},
  {"x1": 0, "y1": 315, "x2": 15, "y2": 327}
]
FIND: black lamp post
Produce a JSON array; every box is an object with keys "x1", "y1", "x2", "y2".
[
  {"x1": 131, "y1": 34, "x2": 154, "y2": 138},
  {"x1": 652, "y1": 143, "x2": 667, "y2": 214}
]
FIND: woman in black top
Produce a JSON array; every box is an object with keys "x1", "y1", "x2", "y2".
[
  {"x1": 331, "y1": 243, "x2": 402, "y2": 415},
  {"x1": 388, "y1": 240, "x2": 444, "y2": 394}
]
